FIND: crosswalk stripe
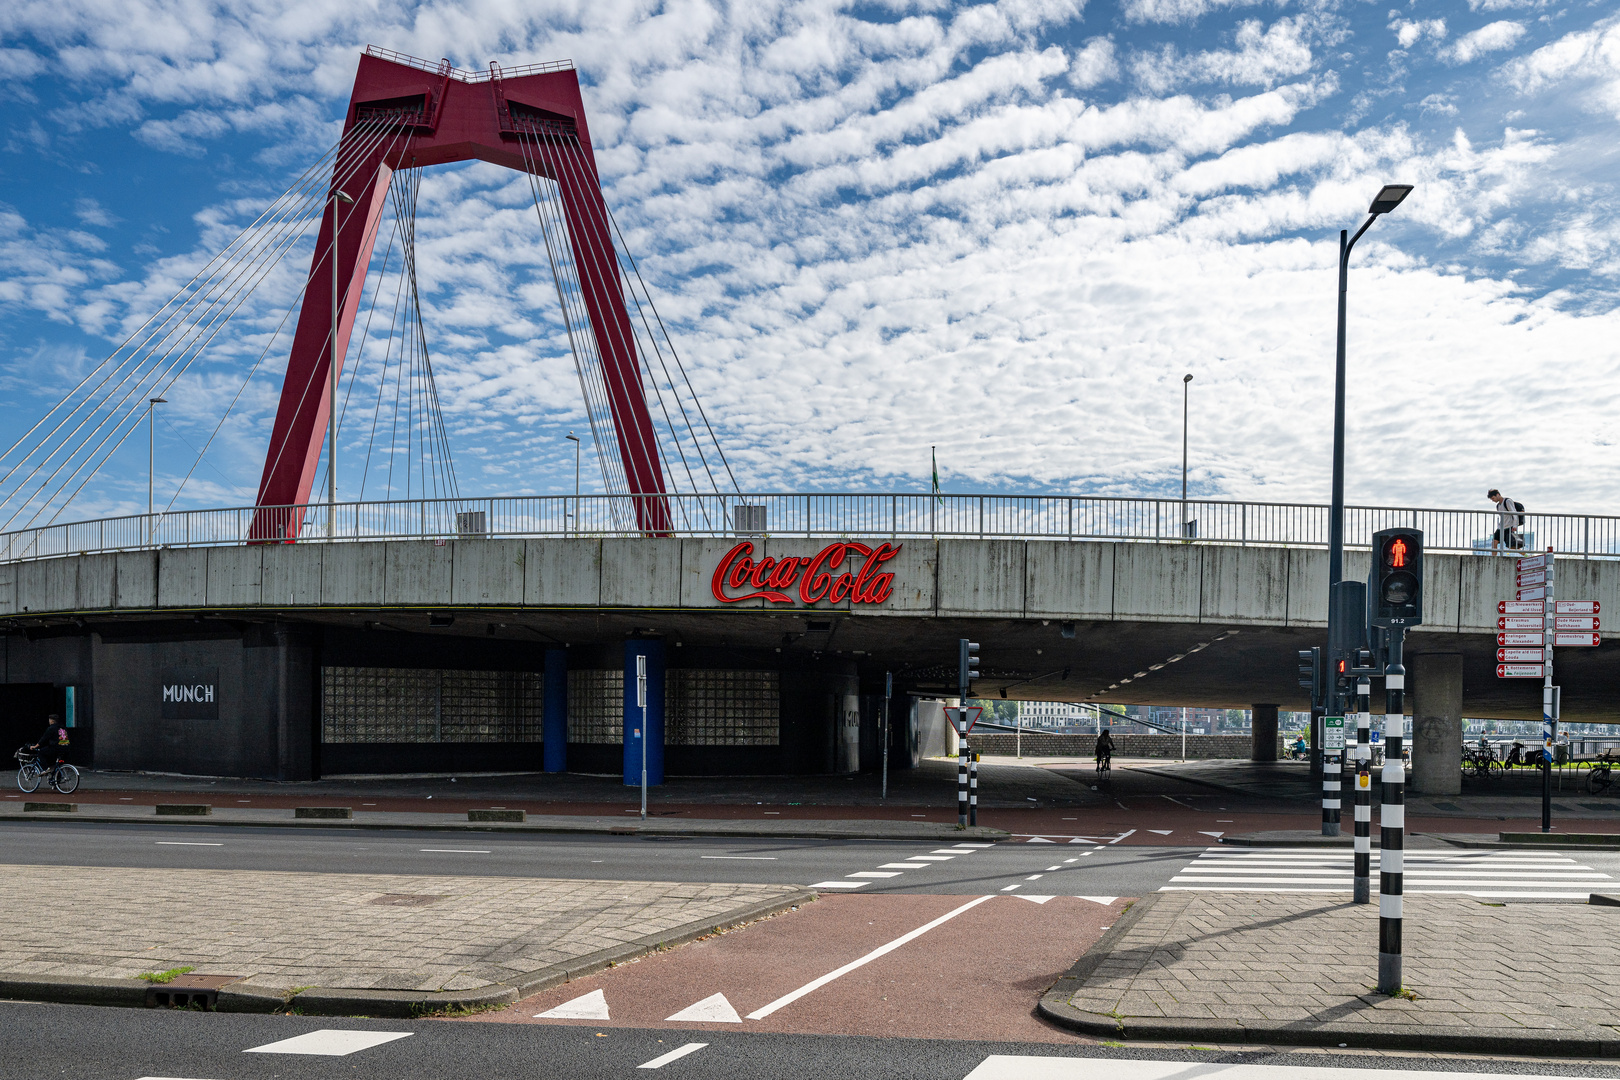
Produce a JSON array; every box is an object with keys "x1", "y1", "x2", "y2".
[{"x1": 1165, "y1": 846, "x2": 1614, "y2": 897}]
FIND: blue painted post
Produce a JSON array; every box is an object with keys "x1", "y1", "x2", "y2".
[
  {"x1": 543, "y1": 649, "x2": 568, "y2": 773},
  {"x1": 623, "y1": 639, "x2": 665, "y2": 787}
]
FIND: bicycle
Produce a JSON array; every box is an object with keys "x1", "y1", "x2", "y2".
[
  {"x1": 1464, "y1": 745, "x2": 1503, "y2": 779},
  {"x1": 1587, "y1": 753, "x2": 1616, "y2": 796},
  {"x1": 1095, "y1": 752, "x2": 1112, "y2": 776},
  {"x1": 15, "y1": 748, "x2": 79, "y2": 795}
]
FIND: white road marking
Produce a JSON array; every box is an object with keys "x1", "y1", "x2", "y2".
[
  {"x1": 156, "y1": 842, "x2": 223, "y2": 847},
  {"x1": 244, "y1": 1030, "x2": 413, "y2": 1056},
  {"x1": 911, "y1": 855, "x2": 955, "y2": 861},
  {"x1": 1027, "y1": 837, "x2": 1056, "y2": 843},
  {"x1": 537, "y1": 988, "x2": 610, "y2": 1019},
  {"x1": 932, "y1": 849, "x2": 973, "y2": 854},
  {"x1": 848, "y1": 871, "x2": 901, "y2": 878},
  {"x1": 963, "y1": 1055, "x2": 1590, "y2": 1079},
  {"x1": 419, "y1": 848, "x2": 491, "y2": 853},
  {"x1": 1167, "y1": 847, "x2": 1615, "y2": 897},
  {"x1": 954, "y1": 843, "x2": 996, "y2": 848},
  {"x1": 880, "y1": 862, "x2": 931, "y2": 869},
  {"x1": 638, "y1": 1042, "x2": 709, "y2": 1069},
  {"x1": 700, "y1": 856, "x2": 778, "y2": 860},
  {"x1": 1044, "y1": 866, "x2": 1062, "y2": 871},
  {"x1": 1147, "y1": 829, "x2": 1174, "y2": 835},
  {"x1": 1026, "y1": 874, "x2": 1044, "y2": 880},
  {"x1": 666, "y1": 992, "x2": 741, "y2": 1023},
  {"x1": 1015, "y1": 895, "x2": 1055, "y2": 904},
  {"x1": 1064, "y1": 858, "x2": 1079, "y2": 864},
  {"x1": 1077, "y1": 896, "x2": 1119, "y2": 905},
  {"x1": 810, "y1": 880, "x2": 866, "y2": 889},
  {"x1": 1108, "y1": 830, "x2": 1137, "y2": 844},
  {"x1": 1001, "y1": 884, "x2": 1022, "y2": 891},
  {"x1": 746, "y1": 894, "x2": 996, "y2": 1019}
]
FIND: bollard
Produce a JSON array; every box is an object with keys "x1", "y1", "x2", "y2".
[{"x1": 969, "y1": 754, "x2": 978, "y2": 827}]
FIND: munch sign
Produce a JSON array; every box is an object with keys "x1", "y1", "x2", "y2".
[
  {"x1": 161, "y1": 667, "x2": 219, "y2": 720},
  {"x1": 711, "y1": 541, "x2": 901, "y2": 606}
]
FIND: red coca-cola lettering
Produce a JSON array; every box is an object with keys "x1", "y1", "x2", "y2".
[{"x1": 711, "y1": 541, "x2": 903, "y2": 606}]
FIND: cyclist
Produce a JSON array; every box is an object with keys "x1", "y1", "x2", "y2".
[
  {"x1": 1095, "y1": 727, "x2": 1114, "y2": 771},
  {"x1": 24, "y1": 714, "x2": 69, "y2": 779}
]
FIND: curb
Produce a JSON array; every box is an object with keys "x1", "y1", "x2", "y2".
[
  {"x1": 0, "y1": 889, "x2": 815, "y2": 1018},
  {"x1": 1036, "y1": 893, "x2": 1620, "y2": 1057},
  {"x1": 0, "y1": 811, "x2": 1006, "y2": 844}
]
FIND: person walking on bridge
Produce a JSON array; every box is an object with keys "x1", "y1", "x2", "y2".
[{"x1": 1488, "y1": 489, "x2": 1526, "y2": 554}]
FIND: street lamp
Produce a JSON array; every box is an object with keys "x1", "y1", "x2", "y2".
[
  {"x1": 565, "y1": 431, "x2": 580, "y2": 535},
  {"x1": 1327, "y1": 184, "x2": 1412, "y2": 594},
  {"x1": 1181, "y1": 373, "x2": 1193, "y2": 538},
  {"x1": 327, "y1": 187, "x2": 354, "y2": 538},
  {"x1": 147, "y1": 397, "x2": 166, "y2": 536}
]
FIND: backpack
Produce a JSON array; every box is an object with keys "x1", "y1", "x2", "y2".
[{"x1": 1505, "y1": 499, "x2": 1526, "y2": 528}]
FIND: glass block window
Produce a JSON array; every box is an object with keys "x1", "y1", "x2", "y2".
[
  {"x1": 668, "y1": 670, "x2": 780, "y2": 746},
  {"x1": 322, "y1": 667, "x2": 542, "y2": 743},
  {"x1": 568, "y1": 668, "x2": 624, "y2": 744}
]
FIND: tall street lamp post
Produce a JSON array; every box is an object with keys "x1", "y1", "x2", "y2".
[
  {"x1": 566, "y1": 431, "x2": 580, "y2": 535},
  {"x1": 1181, "y1": 373, "x2": 1193, "y2": 537},
  {"x1": 1327, "y1": 184, "x2": 1413, "y2": 715},
  {"x1": 147, "y1": 396, "x2": 166, "y2": 542},
  {"x1": 327, "y1": 188, "x2": 354, "y2": 538}
]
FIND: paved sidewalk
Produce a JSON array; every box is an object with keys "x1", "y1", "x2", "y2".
[
  {"x1": 1041, "y1": 889, "x2": 1620, "y2": 1056},
  {"x1": 0, "y1": 864, "x2": 807, "y2": 1015}
]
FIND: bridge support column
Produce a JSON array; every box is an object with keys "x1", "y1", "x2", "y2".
[
  {"x1": 1409, "y1": 652, "x2": 1462, "y2": 796},
  {"x1": 544, "y1": 648, "x2": 568, "y2": 773},
  {"x1": 1250, "y1": 703, "x2": 1278, "y2": 762},
  {"x1": 623, "y1": 639, "x2": 664, "y2": 787}
]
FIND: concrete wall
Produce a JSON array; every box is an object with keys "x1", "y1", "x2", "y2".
[
  {"x1": 6, "y1": 541, "x2": 1607, "y2": 640},
  {"x1": 966, "y1": 731, "x2": 1286, "y2": 759}
]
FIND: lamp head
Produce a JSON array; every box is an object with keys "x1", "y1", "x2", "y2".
[
  {"x1": 333, "y1": 189, "x2": 354, "y2": 205},
  {"x1": 149, "y1": 397, "x2": 167, "y2": 405},
  {"x1": 1368, "y1": 184, "x2": 1413, "y2": 215},
  {"x1": 565, "y1": 432, "x2": 580, "y2": 443},
  {"x1": 1183, "y1": 373, "x2": 1193, "y2": 383}
]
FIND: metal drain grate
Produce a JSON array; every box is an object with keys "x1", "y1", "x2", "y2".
[{"x1": 146, "y1": 974, "x2": 242, "y2": 1010}]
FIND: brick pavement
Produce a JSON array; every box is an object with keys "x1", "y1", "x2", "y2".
[
  {"x1": 0, "y1": 864, "x2": 800, "y2": 994},
  {"x1": 1045, "y1": 890, "x2": 1620, "y2": 1051}
]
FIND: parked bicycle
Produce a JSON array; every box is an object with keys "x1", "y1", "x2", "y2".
[
  {"x1": 14, "y1": 747, "x2": 79, "y2": 794},
  {"x1": 1587, "y1": 752, "x2": 1617, "y2": 795},
  {"x1": 1464, "y1": 744, "x2": 1503, "y2": 779}
]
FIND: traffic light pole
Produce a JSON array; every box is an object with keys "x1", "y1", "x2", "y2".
[
  {"x1": 1543, "y1": 556, "x2": 1556, "y2": 834},
  {"x1": 1353, "y1": 676, "x2": 1372, "y2": 904},
  {"x1": 1378, "y1": 629, "x2": 1407, "y2": 995}
]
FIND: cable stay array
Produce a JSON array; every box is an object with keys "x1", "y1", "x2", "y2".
[{"x1": 2, "y1": 97, "x2": 735, "y2": 538}]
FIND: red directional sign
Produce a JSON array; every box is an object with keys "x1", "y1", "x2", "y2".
[
  {"x1": 1499, "y1": 632, "x2": 1543, "y2": 646},
  {"x1": 1517, "y1": 569, "x2": 1547, "y2": 588},
  {"x1": 1517, "y1": 586, "x2": 1547, "y2": 601},
  {"x1": 1556, "y1": 600, "x2": 1600, "y2": 615},
  {"x1": 1553, "y1": 632, "x2": 1601, "y2": 647},
  {"x1": 1554, "y1": 616, "x2": 1600, "y2": 631},
  {"x1": 1499, "y1": 616, "x2": 1543, "y2": 630},
  {"x1": 1498, "y1": 648, "x2": 1546, "y2": 663},
  {"x1": 1498, "y1": 664, "x2": 1545, "y2": 678},
  {"x1": 1517, "y1": 554, "x2": 1551, "y2": 571},
  {"x1": 1499, "y1": 601, "x2": 1543, "y2": 614}
]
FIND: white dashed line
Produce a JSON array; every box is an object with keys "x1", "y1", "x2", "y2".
[{"x1": 638, "y1": 1042, "x2": 709, "y2": 1069}]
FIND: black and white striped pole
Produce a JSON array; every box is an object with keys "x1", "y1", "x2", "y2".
[
  {"x1": 1353, "y1": 675, "x2": 1372, "y2": 904},
  {"x1": 969, "y1": 754, "x2": 979, "y2": 826},
  {"x1": 957, "y1": 639, "x2": 979, "y2": 829},
  {"x1": 1377, "y1": 636, "x2": 1406, "y2": 994},
  {"x1": 1322, "y1": 723, "x2": 1342, "y2": 836}
]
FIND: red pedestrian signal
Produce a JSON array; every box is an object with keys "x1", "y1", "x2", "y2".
[
  {"x1": 1386, "y1": 538, "x2": 1408, "y2": 568},
  {"x1": 1371, "y1": 528, "x2": 1424, "y2": 627}
]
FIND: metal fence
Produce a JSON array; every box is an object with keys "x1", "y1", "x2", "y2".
[{"x1": 0, "y1": 494, "x2": 1614, "y2": 565}]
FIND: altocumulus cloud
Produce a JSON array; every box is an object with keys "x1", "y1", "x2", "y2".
[{"x1": 0, "y1": 0, "x2": 1617, "y2": 520}]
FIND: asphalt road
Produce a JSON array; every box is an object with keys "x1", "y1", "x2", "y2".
[
  {"x1": 4, "y1": 1004, "x2": 1619, "y2": 1080},
  {"x1": 0, "y1": 820, "x2": 1183, "y2": 895}
]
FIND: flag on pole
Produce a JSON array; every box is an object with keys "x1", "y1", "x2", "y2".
[{"x1": 932, "y1": 446, "x2": 942, "y2": 505}]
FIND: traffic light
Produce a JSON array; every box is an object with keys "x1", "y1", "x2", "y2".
[
  {"x1": 1371, "y1": 527, "x2": 1424, "y2": 627},
  {"x1": 1328, "y1": 579, "x2": 1368, "y2": 690},
  {"x1": 959, "y1": 639, "x2": 980, "y2": 695},
  {"x1": 1297, "y1": 646, "x2": 1323, "y2": 709}
]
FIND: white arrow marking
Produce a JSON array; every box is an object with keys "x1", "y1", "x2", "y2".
[
  {"x1": 1027, "y1": 836, "x2": 1056, "y2": 843},
  {"x1": 1198, "y1": 831, "x2": 1225, "y2": 838},
  {"x1": 536, "y1": 988, "x2": 609, "y2": 1020},
  {"x1": 666, "y1": 992, "x2": 740, "y2": 1023},
  {"x1": 1077, "y1": 896, "x2": 1119, "y2": 905},
  {"x1": 1015, "y1": 894, "x2": 1055, "y2": 904},
  {"x1": 1147, "y1": 829, "x2": 1174, "y2": 835}
]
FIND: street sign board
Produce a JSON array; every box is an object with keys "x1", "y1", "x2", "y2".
[
  {"x1": 1553, "y1": 632, "x2": 1601, "y2": 647},
  {"x1": 1517, "y1": 553, "x2": 1551, "y2": 571},
  {"x1": 1556, "y1": 600, "x2": 1600, "y2": 615},
  {"x1": 1499, "y1": 601, "x2": 1543, "y2": 614},
  {"x1": 1499, "y1": 617, "x2": 1542, "y2": 630},
  {"x1": 1554, "y1": 616, "x2": 1601, "y2": 631},
  {"x1": 1517, "y1": 569, "x2": 1548, "y2": 588},
  {"x1": 1498, "y1": 648, "x2": 1546, "y2": 663},
  {"x1": 1516, "y1": 586, "x2": 1547, "y2": 601},
  {"x1": 1498, "y1": 664, "x2": 1545, "y2": 678},
  {"x1": 1324, "y1": 716, "x2": 1345, "y2": 750},
  {"x1": 1499, "y1": 632, "x2": 1543, "y2": 646}
]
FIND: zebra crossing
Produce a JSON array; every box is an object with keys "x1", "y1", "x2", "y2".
[{"x1": 1163, "y1": 847, "x2": 1615, "y2": 900}]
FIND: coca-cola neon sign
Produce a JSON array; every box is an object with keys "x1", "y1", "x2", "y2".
[{"x1": 711, "y1": 541, "x2": 901, "y2": 606}]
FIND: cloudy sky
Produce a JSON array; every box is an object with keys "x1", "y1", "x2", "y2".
[{"x1": 1, "y1": 0, "x2": 1618, "y2": 526}]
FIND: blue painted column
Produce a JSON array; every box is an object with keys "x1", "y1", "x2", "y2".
[
  {"x1": 543, "y1": 648, "x2": 568, "y2": 773},
  {"x1": 623, "y1": 639, "x2": 665, "y2": 786}
]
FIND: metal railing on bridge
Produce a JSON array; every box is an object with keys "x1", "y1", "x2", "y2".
[{"x1": 1, "y1": 494, "x2": 1614, "y2": 565}]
